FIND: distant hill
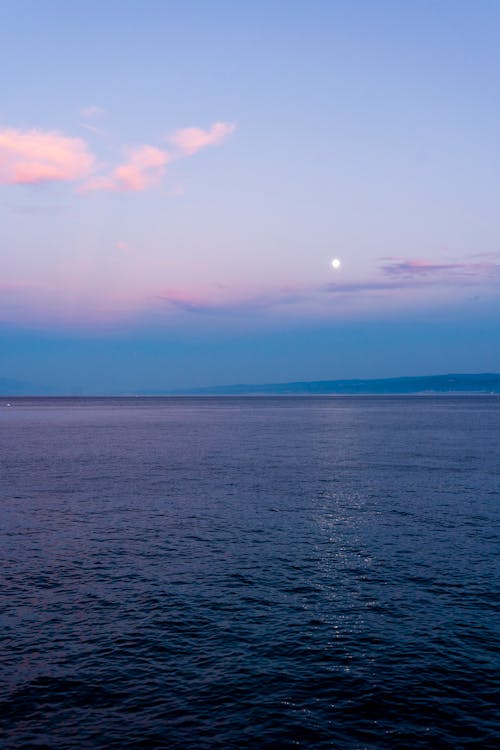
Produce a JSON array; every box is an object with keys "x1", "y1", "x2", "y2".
[
  {"x1": 2, "y1": 373, "x2": 500, "y2": 397},
  {"x1": 162, "y1": 373, "x2": 500, "y2": 396}
]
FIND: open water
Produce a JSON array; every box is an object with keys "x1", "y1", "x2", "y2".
[{"x1": 1, "y1": 396, "x2": 499, "y2": 749}]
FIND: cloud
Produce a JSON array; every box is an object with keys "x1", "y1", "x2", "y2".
[
  {"x1": 116, "y1": 240, "x2": 131, "y2": 254},
  {"x1": 323, "y1": 279, "x2": 416, "y2": 294},
  {"x1": 79, "y1": 122, "x2": 107, "y2": 136},
  {"x1": 0, "y1": 279, "x2": 43, "y2": 292},
  {"x1": 1, "y1": 120, "x2": 234, "y2": 193},
  {"x1": 468, "y1": 252, "x2": 500, "y2": 259},
  {"x1": 168, "y1": 122, "x2": 236, "y2": 156},
  {"x1": 159, "y1": 255, "x2": 500, "y2": 319},
  {"x1": 83, "y1": 120, "x2": 235, "y2": 192},
  {"x1": 81, "y1": 105, "x2": 104, "y2": 120},
  {"x1": 158, "y1": 287, "x2": 304, "y2": 316},
  {"x1": 79, "y1": 105, "x2": 107, "y2": 135},
  {"x1": 0, "y1": 128, "x2": 94, "y2": 184},
  {"x1": 321, "y1": 256, "x2": 500, "y2": 298},
  {"x1": 83, "y1": 145, "x2": 170, "y2": 192},
  {"x1": 380, "y1": 258, "x2": 500, "y2": 278}
]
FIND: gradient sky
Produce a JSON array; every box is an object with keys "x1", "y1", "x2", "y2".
[{"x1": 1, "y1": 0, "x2": 499, "y2": 392}]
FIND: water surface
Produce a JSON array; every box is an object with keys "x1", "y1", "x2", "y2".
[{"x1": 1, "y1": 397, "x2": 499, "y2": 748}]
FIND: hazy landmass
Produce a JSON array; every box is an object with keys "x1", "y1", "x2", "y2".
[
  {"x1": 1, "y1": 373, "x2": 500, "y2": 397},
  {"x1": 149, "y1": 374, "x2": 500, "y2": 396}
]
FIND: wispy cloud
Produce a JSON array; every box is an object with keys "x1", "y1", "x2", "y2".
[
  {"x1": 380, "y1": 258, "x2": 500, "y2": 278},
  {"x1": 83, "y1": 145, "x2": 170, "y2": 192},
  {"x1": 80, "y1": 105, "x2": 104, "y2": 120},
  {"x1": 168, "y1": 122, "x2": 236, "y2": 156},
  {"x1": 116, "y1": 240, "x2": 131, "y2": 254},
  {"x1": 79, "y1": 122, "x2": 107, "y2": 136},
  {"x1": 79, "y1": 105, "x2": 108, "y2": 136},
  {"x1": 468, "y1": 251, "x2": 500, "y2": 260},
  {"x1": 320, "y1": 256, "x2": 500, "y2": 300},
  {"x1": 158, "y1": 286, "x2": 304, "y2": 316},
  {"x1": 0, "y1": 128, "x2": 94, "y2": 184},
  {"x1": 323, "y1": 279, "x2": 417, "y2": 294},
  {"x1": 157, "y1": 254, "x2": 500, "y2": 318},
  {"x1": 0, "y1": 279, "x2": 45, "y2": 293}
]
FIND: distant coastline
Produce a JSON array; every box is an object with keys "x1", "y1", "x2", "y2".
[
  {"x1": 2, "y1": 373, "x2": 500, "y2": 398},
  {"x1": 158, "y1": 373, "x2": 500, "y2": 396},
  {"x1": 4, "y1": 374, "x2": 494, "y2": 398}
]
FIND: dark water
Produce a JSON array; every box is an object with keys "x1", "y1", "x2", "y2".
[{"x1": 1, "y1": 396, "x2": 499, "y2": 749}]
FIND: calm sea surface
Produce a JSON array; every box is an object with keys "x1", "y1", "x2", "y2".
[{"x1": 1, "y1": 396, "x2": 499, "y2": 749}]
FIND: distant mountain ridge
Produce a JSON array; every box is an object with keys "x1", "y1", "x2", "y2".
[
  {"x1": 2, "y1": 373, "x2": 500, "y2": 397},
  {"x1": 164, "y1": 373, "x2": 500, "y2": 396}
]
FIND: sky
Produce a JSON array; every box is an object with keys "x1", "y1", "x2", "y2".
[{"x1": 1, "y1": 0, "x2": 499, "y2": 393}]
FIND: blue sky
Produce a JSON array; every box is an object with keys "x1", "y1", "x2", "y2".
[{"x1": 1, "y1": 1, "x2": 499, "y2": 392}]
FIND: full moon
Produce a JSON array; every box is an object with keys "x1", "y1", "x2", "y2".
[{"x1": 331, "y1": 258, "x2": 341, "y2": 270}]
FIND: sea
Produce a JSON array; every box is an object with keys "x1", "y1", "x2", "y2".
[{"x1": 1, "y1": 396, "x2": 499, "y2": 749}]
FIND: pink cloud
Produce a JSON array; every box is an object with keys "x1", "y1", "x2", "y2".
[
  {"x1": 83, "y1": 145, "x2": 170, "y2": 192},
  {"x1": 116, "y1": 240, "x2": 131, "y2": 254},
  {"x1": 83, "y1": 121, "x2": 235, "y2": 192},
  {"x1": 0, "y1": 128, "x2": 94, "y2": 184},
  {"x1": 0, "y1": 279, "x2": 44, "y2": 292},
  {"x1": 168, "y1": 121, "x2": 236, "y2": 156},
  {"x1": 1, "y1": 119, "x2": 234, "y2": 193}
]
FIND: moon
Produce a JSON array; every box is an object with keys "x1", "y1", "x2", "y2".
[{"x1": 331, "y1": 258, "x2": 341, "y2": 270}]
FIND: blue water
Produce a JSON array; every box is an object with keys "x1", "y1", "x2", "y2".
[{"x1": 1, "y1": 396, "x2": 499, "y2": 749}]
